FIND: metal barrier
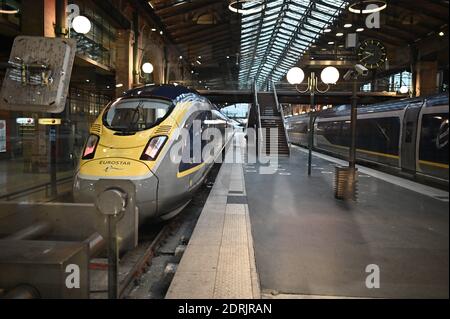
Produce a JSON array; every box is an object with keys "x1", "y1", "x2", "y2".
[
  {"x1": 272, "y1": 80, "x2": 291, "y2": 155},
  {"x1": 0, "y1": 176, "x2": 72, "y2": 201}
]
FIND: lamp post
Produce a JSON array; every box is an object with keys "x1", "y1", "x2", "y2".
[{"x1": 287, "y1": 66, "x2": 340, "y2": 175}]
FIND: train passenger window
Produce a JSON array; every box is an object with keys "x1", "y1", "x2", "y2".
[
  {"x1": 317, "y1": 117, "x2": 400, "y2": 156},
  {"x1": 357, "y1": 118, "x2": 400, "y2": 155},
  {"x1": 419, "y1": 114, "x2": 449, "y2": 165},
  {"x1": 179, "y1": 111, "x2": 211, "y2": 173},
  {"x1": 103, "y1": 98, "x2": 172, "y2": 133}
]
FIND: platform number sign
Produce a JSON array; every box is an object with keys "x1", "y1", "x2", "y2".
[{"x1": 0, "y1": 36, "x2": 76, "y2": 113}]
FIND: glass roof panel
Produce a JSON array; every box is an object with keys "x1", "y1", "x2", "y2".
[{"x1": 239, "y1": 0, "x2": 347, "y2": 89}]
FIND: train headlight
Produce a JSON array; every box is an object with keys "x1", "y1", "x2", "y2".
[
  {"x1": 140, "y1": 136, "x2": 168, "y2": 161},
  {"x1": 82, "y1": 135, "x2": 99, "y2": 160}
]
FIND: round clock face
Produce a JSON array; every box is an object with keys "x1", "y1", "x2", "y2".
[{"x1": 358, "y1": 39, "x2": 387, "y2": 69}]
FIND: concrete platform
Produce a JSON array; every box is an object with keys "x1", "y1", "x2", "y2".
[
  {"x1": 246, "y1": 145, "x2": 448, "y2": 299},
  {"x1": 166, "y1": 134, "x2": 449, "y2": 299},
  {"x1": 166, "y1": 134, "x2": 260, "y2": 299}
]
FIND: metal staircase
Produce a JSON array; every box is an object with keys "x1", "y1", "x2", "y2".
[
  {"x1": 246, "y1": 81, "x2": 290, "y2": 157},
  {"x1": 258, "y1": 93, "x2": 290, "y2": 156}
]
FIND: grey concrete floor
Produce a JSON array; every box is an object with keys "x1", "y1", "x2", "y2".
[{"x1": 244, "y1": 147, "x2": 449, "y2": 298}]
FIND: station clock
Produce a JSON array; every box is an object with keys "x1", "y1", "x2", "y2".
[{"x1": 357, "y1": 39, "x2": 387, "y2": 69}]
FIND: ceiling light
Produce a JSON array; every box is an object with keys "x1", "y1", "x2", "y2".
[
  {"x1": 356, "y1": 28, "x2": 364, "y2": 32},
  {"x1": 142, "y1": 62, "x2": 154, "y2": 74},
  {"x1": 336, "y1": 32, "x2": 344, "y2": 37},
  {"x1": 159, "y1": 31, "x2": 163, "y2": 35},
  {"x1": 196, "y1": 60, "x2": 202, "y2": 65},
  {"x1": 321, "y1": 66, "x2": 340, "y2": 84},
  {"x1": 179, "y1": 56, "x2": 183, "y2": 60},
  {"x1": 399, "y1": 86, "x2": 409, "y2": 94},
  {"x1": 0, "y1": 1, "x2": 19, "y2": 14},
  {"x1": 439, "y1": 31, "x2": 445, "y2": 36},
  {"x1": 349, "y1": 1, "x2": 387, "y2": 14},
  {"x1": 328, "y1": 41, "x2": 335, "y2": 45},
  {"x1": 324, "y1": 28, "x2": 332, "y2": 33},
  {"x1": 116, "y1": 83, "x2": 124, "y2": 88},
  {"x1": 344, "y1": 23, "x2": 352, "y2": 28},
  {"x1": 151, "y1": 28, "x2": 157, "y2": 32},
  {"x1": 228, "y1": 0, "x2": 265, "y2": 15},
  {"x1": 72, "y1": 16, "x2": 92, "y2": 34},
  {"x1": 286, "y1": 67, "x2": 305, "y2": 85}
]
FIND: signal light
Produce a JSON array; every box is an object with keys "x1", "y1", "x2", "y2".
[
  {"x1": 82, "y1": 135, "x2": 99, "y2": 159},
  {"x1": 140, "y1": 136, "x2": 168, "y2": 161}
]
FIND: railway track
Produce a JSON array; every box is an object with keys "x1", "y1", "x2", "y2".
[
  {"x1": 0, "y1": 163, "x2": 220, "y2": 299},
  {"x1": 89, "y1": 163, "x2": 221, "y2": 299}
]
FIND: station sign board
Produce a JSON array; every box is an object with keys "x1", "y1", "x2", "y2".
[
  {"x1": 16, "y1": 118, "x2": 35, "y2": 125},
  {"x1": 38, "y1": 118, "x2": 62, "y2": 125}
]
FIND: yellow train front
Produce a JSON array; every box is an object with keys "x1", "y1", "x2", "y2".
[{"x1": 73, "y1": 84, "x2": 234, "y2": 222}]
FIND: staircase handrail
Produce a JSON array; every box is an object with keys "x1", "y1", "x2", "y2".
[{"x1": 272, "y1": 80, "x2": 290, "y2": 154}]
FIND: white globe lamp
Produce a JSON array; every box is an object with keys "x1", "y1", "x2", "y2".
[
  {"x1": 142, "y1": 62, "x2": 154, "y2": 74},
  {"x1": 399, "y1": 85, "x2": 409, "y2": 94},
  {"x1": 320, "y1": 66, "x2": 340, "y2": 85},
  {"x1": 287, "y1": 67, "x2": 305, "y2": 85},
  {"x1": 72, "y1": 15, "x2": 92, "y2": 34}
]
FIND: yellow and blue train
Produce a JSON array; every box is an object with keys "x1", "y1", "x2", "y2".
[{"x1": 74, "y1": 84, "x2": 234, "y2": 222}]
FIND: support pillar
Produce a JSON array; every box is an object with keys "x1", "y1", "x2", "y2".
[
  {"x1": 115, "y1": 30, "x2": 134, "y2": 96},
  {"x1": 415, "y1": 61, "x2": 439, "y2": 97}
]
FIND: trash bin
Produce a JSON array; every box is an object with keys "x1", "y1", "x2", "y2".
[{"x1": 334, "y1": 166, "x2": 358, "y2": 201}]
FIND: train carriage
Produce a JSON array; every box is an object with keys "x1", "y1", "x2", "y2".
[{"x1": 286, "y1": 94, "x2": 449, "y2": 185}]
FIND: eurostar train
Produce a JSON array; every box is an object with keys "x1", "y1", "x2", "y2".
[
  {"x1": 286, "y1": 94, "x2": 449, "y2": 184},
  {"x1": 74, "y1": 85, "x2": 234, "y2": 221}
]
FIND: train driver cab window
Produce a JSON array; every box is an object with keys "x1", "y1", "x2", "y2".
[{"x1": 103, "y1": 98, "x2": 172, "y2": 133}]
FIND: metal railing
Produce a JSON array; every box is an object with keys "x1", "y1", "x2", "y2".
[
  {"x1": 0, "y1": 176, "x2": 73, "y2": 201},
  {"x1": 245, "y1": 80, "x2": 264, "y2": 156},
  {"x1": 253, "y1": 80, "x2": 263, "y2": 155},
  {"x1": 272, "y1": 80, "x2": 291, "y2": 154}
]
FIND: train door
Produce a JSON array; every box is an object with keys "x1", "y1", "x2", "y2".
[{"x1": 400, "y1": 102, "x2": 423, "y2": 172}]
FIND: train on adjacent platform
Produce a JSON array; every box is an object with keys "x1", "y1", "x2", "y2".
[
  {"x1": 285, "y1": 93, "x2": 449, "y2": 184},
  {"x1": 73, "y1": 85, "x2": 235, "y2": 222}
]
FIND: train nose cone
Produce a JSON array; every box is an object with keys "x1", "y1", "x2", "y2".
[{"x1": 74, "y1": 158, "x2": 160, "y2": 223}]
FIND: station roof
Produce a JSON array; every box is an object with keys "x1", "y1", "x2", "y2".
[
  {"x1": 238, "y1": 0, "x2": 347, "y2": 89},
  {"x1": 146, "y1": 0, "x2": 448, "y2": 91},
  {"x1": 148, "y1": 0, "x2": 240, "y2": 89}
]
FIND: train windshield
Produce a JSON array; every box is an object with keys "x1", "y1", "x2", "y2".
[{"x1": 103, "y1": 98, "x2": 172, "y2": 132}]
